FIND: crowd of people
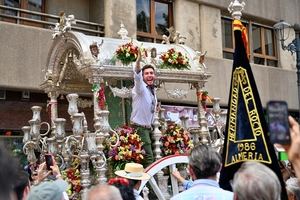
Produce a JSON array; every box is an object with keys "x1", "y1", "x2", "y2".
[
  {"x1": 2, "y1": 51, "x2": 300, "y2": 200},
  {"x1": 2, "y1": 119, "x2": 300, "y2": 200},
  {"x1": 1, "y1": 121, "x2": 300, "y2": 200},
  {"x1": 0, "y1": 117, "x2": 300, "y2": 200}
]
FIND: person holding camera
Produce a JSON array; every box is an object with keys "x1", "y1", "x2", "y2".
[
  {"x1": 27, "y1": 156, "x2": 69, "y2": 200},
  {"x1": 281, "y1": 116, "x2": 300, "y2": 180}
]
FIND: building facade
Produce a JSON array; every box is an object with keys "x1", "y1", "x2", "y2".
[{"x1": 0, "y1": 0, "x2": 299, "y2": 141}]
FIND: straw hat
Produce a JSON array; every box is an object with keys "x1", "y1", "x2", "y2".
[{"x1": 115, "y1": 163, "x2": 151, "y2": 181}]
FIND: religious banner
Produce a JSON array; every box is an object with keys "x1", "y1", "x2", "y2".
[{"x1": 219, "y1": 19, "x2": 287, "y2": 199}]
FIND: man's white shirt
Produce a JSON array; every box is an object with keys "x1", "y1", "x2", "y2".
[{"x1": 130, "y1": 70, "x2": 157, "y2": 127}]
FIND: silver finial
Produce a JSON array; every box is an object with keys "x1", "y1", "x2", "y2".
[{"x1": 228, "y1": 0, "x2": 245, "y2": 20}]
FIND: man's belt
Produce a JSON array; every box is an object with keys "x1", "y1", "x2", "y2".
[{"x1": 131, "y1": 122, "x2": 152, "y2": 129}]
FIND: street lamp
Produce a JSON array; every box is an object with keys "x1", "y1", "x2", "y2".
[{"x1": 273, "y1": 20, "x2": 300, "y2": 120}]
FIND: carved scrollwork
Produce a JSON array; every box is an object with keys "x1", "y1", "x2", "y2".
[
  {"x1": 162, "y1": 27, "x2": 186, "y2": 44},
  {"x1": 109, "y1": 85, "x2": 132, "y2": 99},
  {"x1": 78, "y1": 98, "x2": 93, "y2": 108},
  {"x1": 52, "y1": 12, "x2": 76, "y2": 39},
  {"x1": 164, "y1": 88, "x2": 188, "y2": 99},
  {"x1": 73, "y1": 54, "x2": 96, "y2": 69}
]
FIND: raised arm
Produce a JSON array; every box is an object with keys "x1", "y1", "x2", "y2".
[
  {"x1": 135, "y1": 48, "x2": 142, "y2": 73},
  {"x1": 279, "y1": 116, "x2": 300, "y2": 180},
  {"x1": 287, "y1": 116, "x2": 300, "y2": 179},
  {"x1": 133, "y1": 48, "x2": 144, "y2": 94}
]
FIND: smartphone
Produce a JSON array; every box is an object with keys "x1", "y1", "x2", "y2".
[
  {"x1": 45, "y1": 154, "x2": 53, "y2": 170},
  {"x1": 267, "y1": 101, "x2": 290, "y2": 144}
]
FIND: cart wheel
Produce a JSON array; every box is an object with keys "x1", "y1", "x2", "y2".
[{"x1": 138, "y1": 155, "x2": 189, "y2": 200}]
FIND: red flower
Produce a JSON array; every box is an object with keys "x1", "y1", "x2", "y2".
[
  {"x1": 160, "y1": 48, "x2": 189, "y2": 70},
  {"x1": 74, "y1": 185, "x2": 82, "y2": 193},
  {"x1": 5, "y1": 131, "x2": 12, "y2": 136},
  {"x1": 115, "y1": 42, "x2": 139, "y2": 65}
]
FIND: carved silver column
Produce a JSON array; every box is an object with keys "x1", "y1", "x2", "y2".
[
  {"x1": 79, "y1": 150, "x2": 90, "y2": 198},
  {"x1": 66, "y1": 93, "x2": 79, "y2": 116},
  {"x1": 47, "y1": 137, "x2": 58, "y2": 155},
  {"x1": 212, "y1": 97, "x2": 221, "y2": 121},
  {"x1": 54, "y1": 118, "x2": 66, "y2": 151},
  {"x1": 23, "y1": 106, "x2": 51, "y2": 164},
  {"x1": 180, "y1": 110, "x2": 189, "y2": 130},
  {"x1": 153, "y1": 110, "x2": 167, "y2": 198},
  {"x1": 159, "y1": 107, "x2": 167, "y2": 133},
  {"x1": 95, "y1": 110, "x2": 112, "y2": 183},
  {"x1": 211, "y1": 97, "x2": 225, "y2": 153},
  {"x1": 92, "y1": 84, "x2": 100, "y2": 119},
  {"x1": 195, "y1": 85, "x2": 210, "y2": 145},
  {"x1": 93, "y1": 153, "x2": 107, "y2": 184},
  {"x1": 97, "y1": 110, "x2": 111, "y2": 138},
  {"x1": 22, "y1": 125, "x2": 37, "y2": 163},
  {"x1": 87, "y1": 131, "x2": 106, "y2": 184},
  {"x1": 48, "y1": 91, "x2": 59, "y2": 127},
  {"x1": 22, "y1": 126, "x2": 31, "y2": 144},
  {"x1": 94, "y1": 115, "x2": 105, "y2": 152},
  {"x1": 189, "y1": 128, "x2": 200, "y2": 145},
  {"x1": 152, "y1": 111, "x2": 162, "y2": 160},
  {"x1": 28, "y1": 119, "x2": 41, "y2": 142},
  {"x1": 31, "y1": 106, "x2": 42, "y2": 122},
  {"x1": 212, "y1": 97, "x2": 223, "y2": 134},
  {"x1": 23, "y1": 142, "x2": 37, "y2": 163},
  {"x1": 72, "y1": 113, "x2": 84, "y2": 139}
]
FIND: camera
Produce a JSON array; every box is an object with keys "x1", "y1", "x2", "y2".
[
  {"x1": 44, "y1": 154, "x2": 53, "y2": 170},
  {"x1": 267, "y1": 101, "x2": 290, "y2": 144}
]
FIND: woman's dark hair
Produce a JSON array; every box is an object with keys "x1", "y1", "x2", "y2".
[
  {"x1": 128, "y1": 179, "x2": 140, "y2": 188},
  {"x1": 0, "y1": 143, "x2": 19, "y2": 199},
  {"x1": 108, "y1": 178, "x2": 135, "y2": 200},
  {"x1": 14, "y1": 171, "x2": 30, "y2": 200}
]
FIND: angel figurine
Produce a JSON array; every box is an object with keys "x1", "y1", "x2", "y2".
[{"x1": 193, "y1": 51, "x2": 207, "y2": 71}]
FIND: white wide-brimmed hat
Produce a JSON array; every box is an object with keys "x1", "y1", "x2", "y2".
[{"x1": 115, "y1": 163, "x2": 151, "y2": 181}]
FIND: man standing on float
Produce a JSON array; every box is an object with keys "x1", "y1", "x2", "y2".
[{"x1": 131, "y1": 50, "x2": 157, "y2": 167}]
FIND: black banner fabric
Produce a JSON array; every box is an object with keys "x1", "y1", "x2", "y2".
[{"x1": 219, "y1": 19, "x2": 287, "y2": 200}]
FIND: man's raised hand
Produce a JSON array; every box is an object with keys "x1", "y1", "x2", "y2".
[{"x1": 135, "y1": 48, "x2": 142, "y2": 72}]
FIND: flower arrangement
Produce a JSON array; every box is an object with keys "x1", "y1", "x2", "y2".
[
  {"x1": 115, "y1": 42, "x2": 139, "y2": 65},
  {"x1": 108, "y1": 125, "x2": 145, "y2": 170},
  {"x1": 160, "y1": 48, "x2": 190, "y2": 70},
  {"x1": 61, "y1": 158, "x2": 82, "y2": 199},
  {"x1": 160, "y1": 123, "x2": 193, "y2": 156}
]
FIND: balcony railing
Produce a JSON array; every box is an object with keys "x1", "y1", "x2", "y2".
[{"x1": 0, "y1": 5, "x2": 104, "y2": 36}]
